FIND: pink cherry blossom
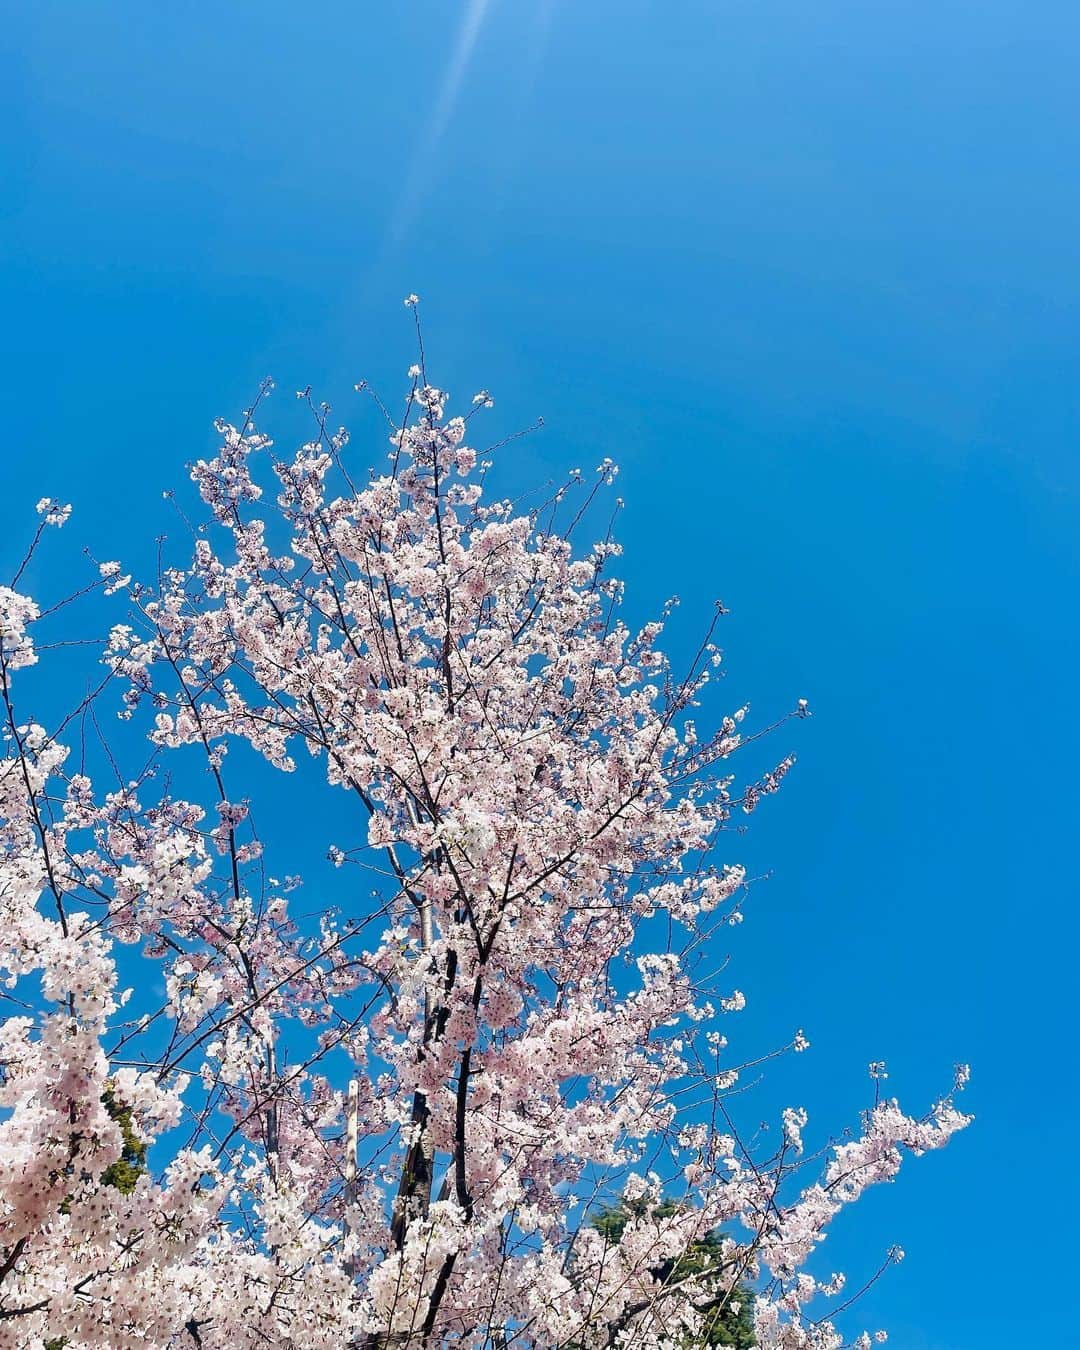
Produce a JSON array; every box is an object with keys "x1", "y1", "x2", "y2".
[{"x1": 0, "y1": 369, "x2": 969, "y2": 1348}]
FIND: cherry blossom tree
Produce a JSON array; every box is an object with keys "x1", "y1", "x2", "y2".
[{"x1": 0, "y1": 309, "x2": 970, "y2": 1349}]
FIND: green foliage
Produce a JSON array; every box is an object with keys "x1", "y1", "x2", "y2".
[
  {"x1": 99, "y1": 1083, "x2": 148, "y2": 1195},
  {"x1": 589, "y1": 1199, "x2": 756, "y2": 1348}
]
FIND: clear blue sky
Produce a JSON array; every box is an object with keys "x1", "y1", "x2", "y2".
[{"x1": 3, "y1": 4, "x2": 1078, "y2": 1345}]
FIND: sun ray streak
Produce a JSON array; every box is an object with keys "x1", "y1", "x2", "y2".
[{"x1": 386, "y1": 0, "x2": 495, "y2": 250}]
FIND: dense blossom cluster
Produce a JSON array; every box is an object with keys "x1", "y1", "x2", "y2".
[{"x1": 0, "y1": 349, "x2": 969, "y2": 1348}]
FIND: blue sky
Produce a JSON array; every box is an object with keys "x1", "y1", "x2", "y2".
[{"x1": 3, "y1": 3, "x2": 1078, "y2": 1344}]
